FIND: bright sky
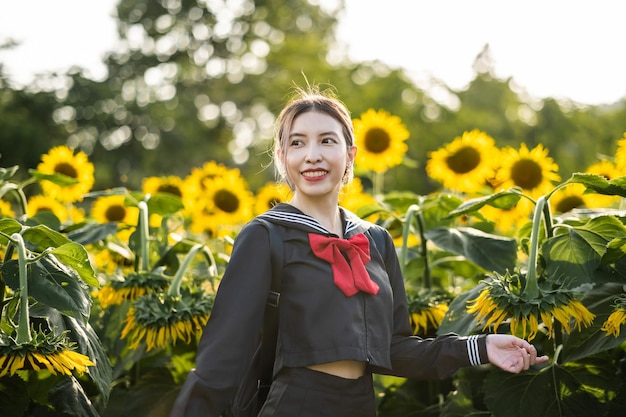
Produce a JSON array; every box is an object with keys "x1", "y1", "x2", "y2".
[{"x1": 1, "y1": 0, "x2": 625, "y2": 105}]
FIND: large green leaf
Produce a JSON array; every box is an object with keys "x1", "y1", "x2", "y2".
[
  {"x1": 48, "y1": 377, "x2": 100, "y2": 417},
  {"x1": 22, "y1": 224, "x2": 71, "y2": 250},
  {"x1": 49, "y1": 243, "x2": 99, "y2": 287},
  {"x1": 569, "y1": 173, "x2": 626, "y2": 197},
  {"x1": 446, "y1": 188, "x2": 523, "y2": 218},
  {"x1": 128, "y1": 191, "x2": 185, "y2": 215},
  {"x1": 484, "y1": 358, "x2": 618, "y2": 417},
  {"x1": 2, "y1": 257, "x2": 91, "y2": 319},
  {"x1": 424, "y1": 227, "x2": 517, "y2": 274},
  {"x1": 437, "y1": 282, "x2": 485, "y2": 336},
  {"x1": 63, "y1": 315, "x2": 113, "y2": 402},
  {"x1": 28, "y1": 169, "x2": 79, "y2": 186},
  {"x1": 66, "y1": 221, "x2": 122, "y2": 246},
  {"x1": 0, "y1": 375, "x2": 29, "y2": 417},
  {"x1": 561, "y1": 283, "x2": 626, "y2": 363},
  {"x1": 543, "y1": 216, "x2": 625, "y2": 286},
  {"x1": 0, "y1": 217, "x2": 22, "y2": 237}
]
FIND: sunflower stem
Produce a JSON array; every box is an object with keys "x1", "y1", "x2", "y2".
[
  {"x1": 138, "y1": 200, "x2": 150, "y2": 273},
  {"x1": 523, "y1": 196, "x2": 545, "y2": 299},
  {"x1": 12, "y1": 233, "x2": 32, "y2": 345},
  {"x1": 400, "y1": 204, "x2": 431, "y2": 288},
  {"x1": 373, "y1": 171, "x2": 384, "y2": 197},
  {"x1": 168, "y1": 244, "x2": 204, "y2": 298}
]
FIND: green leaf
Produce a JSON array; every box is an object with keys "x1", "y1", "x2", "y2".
[
  {"x1": 49, "y1": 243, "x2": 99, "y2": 287},
  {"x1": 437, "y1": 282, "x2": 485, "y2": 336},
  {"x1": 2, "y1": 257, "x2": 91, "y2": 319},
  {"x1": 601, "y1": 237, "x2": 626, "y2": 265},
  {"x1": 0, "y1": 165, "x2": 19, "y2": 180},
  {"x1": 569, "y1": 173, "x2": 626, "y2": 197},
  {"x1": 66, "y1": 221, "x2": 122, "y2": 246},
  {"x1": 0, "y1": 375, "x2": 29, "y2": 417},
  {"x1": 424, "y1": 226, "x2": 517, "y2": 274},
  {"x1": 0, "y1": 217, "x2": 22, "y2": 237},
  {"x1": 128, "y1": 191, "x2": 185, "y2": 215},
  {"x1": 28, "y1": 169, "x2": 79, "y2": 186},
  {"x1": 83, "y1": 186, "x2": 129, "y2": 198},
  {"x1": 484, "y1": 360, "x2": 617, "y2": 417},
  {"x1": 562, "y1": 283, "x2": 626, "y2": 363},
  {"x1": 446, "y1": 188, "x2": 523, "y2": 218},
  {"x1": 62, "y1": 315, "x2": 113, "y2": 402},
  {"x1": 22, "y1": 224, "x2": 71, "y2": 250},
  {"x1": 543, "y1": 216, "x2": 626, "y2": 286},
  {"x1": 48, "y1": 377, "x2": 100, "y2": 417}
]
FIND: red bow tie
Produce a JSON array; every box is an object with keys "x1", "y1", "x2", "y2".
[{"x1": 308, "y1": 233, "x2": 379, "y2": 297}]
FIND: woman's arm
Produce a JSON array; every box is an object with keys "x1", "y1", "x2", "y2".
[{"x1": 169, "y1": 220, "x2": 273, "y2": 417}]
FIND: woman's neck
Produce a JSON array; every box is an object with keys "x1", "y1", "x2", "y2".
[{"x1": 289, "y1": 197, "x2": 343, "y2": 237}]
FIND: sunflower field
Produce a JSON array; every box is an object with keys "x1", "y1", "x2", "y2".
[{"x1": 1, "y1": 110, "x2": 626, "y2": 417}]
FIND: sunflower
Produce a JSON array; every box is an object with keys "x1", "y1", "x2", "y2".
[
  {"x1": 426, "y1": 129, "x2": 500, "y2": 194},
  {"x1": 353, "y1": 109, "x2": 410, "y2": 173},
  {"x1": 89, "y1": 244, "x2": 134, "y2": 276},
  {"x1": 142, "y1": 176, "x2": 187, "y2": 199},
  {"x1": 601, "y1": 295, "x2": 626, "y2": 337},
  {"x1": 254, "y1": 182, "x2": 291, "y2": 215},
  {"x1": 90, "y1": 195, "x2": 139, "y2": 226},
  {"x1": 183, "y1": 161, "x2": 230, "y2": 212},
  {"x1": 479, "y1": 198, "x2": 533, "y2": 235},
  {"x1": 339, "y1": 177, "x2": 377, "y2": 215},
  {"x1": 467, "y1": 271, "x2": 595, "y2": 341},
  {"x1": 407, "y1": 290, "x2": 450, "y2": 335},
  {"x1": 550, "y1": 183, "x2": 589, "y2": 214},
  {"x1": 26, "y1": 194, "x2": 68, "y2": 221},
  {"x1": 0, "y1": 200, "x2": 15, "y2": 218},
  {"x1": 93, "y1": 272, "x2": 170, "y2": 308},
  {"x1": 0, "y1": 330, "x2": 93, "y2": 377},
  {"x1": 121, "y1": 290, "x2": 212, "y2": 351},
  {"x1": 615, "y1": 132, "x2": 626, "y2": 173},
  {"x1": 36, "y1": 145, "x2": 95, "y2": 203},
  {"x1": 201, "y1": 170, "x2": 255, "y2": 225},
  {"x1": 494, "y1": 143, "x2": 560, "y2": 199},
  {"x1": 584, "y1": 160, "x2": 622, "y2": 208}
]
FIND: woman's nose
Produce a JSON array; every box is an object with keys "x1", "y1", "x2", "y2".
[{"x1": 305, "y1": 144, "x2": 322, "y2": 163}]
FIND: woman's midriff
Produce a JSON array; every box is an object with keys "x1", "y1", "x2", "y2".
[{"x1": 306, "y1": 360, "x2": 367, "y2": 379}]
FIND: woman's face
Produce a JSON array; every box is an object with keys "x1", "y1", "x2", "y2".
[{"x1": 282, "y1": 110, "x2": 355, "y2": 203}]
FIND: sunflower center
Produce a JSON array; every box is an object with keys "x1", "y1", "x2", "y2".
[
  {"x1": 445, "y1": 146, "x2": 481, "y2": 174},
  {"x1": 555, "y1": 196, "x2": 584, "y2": 213},
  {"x1": 214, "y1": 189, "x2": 239, "y2": 213},
  {"x1": 157, "y1": 184, "x2": 182, "y2": 198},
  {"x1": 105, "y1": 204, "x2": 127, "y2": 222},
  {"x1": 54, "y1": 162, "x2": 78, "y2": 179},
  {"x1": 510, "y1": 159, "x2": 543, "y2": 190},
  {"x1": 268, "y1": 197, "x2": 281, "y2": 208},
  {"x1": 364, "y1": 128, "x2": 391, "y2": 154}
]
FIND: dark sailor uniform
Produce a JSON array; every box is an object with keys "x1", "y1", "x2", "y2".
[{"x1": 170, "y1": 203, "x2": 488, "y2": 416}]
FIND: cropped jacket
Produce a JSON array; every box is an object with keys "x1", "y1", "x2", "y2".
[{"x1": 170, "y1": 203, "x2": 488, "y2": 416}]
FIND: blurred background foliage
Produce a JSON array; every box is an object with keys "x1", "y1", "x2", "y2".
[{"x1": 1, "y1": 0, "x2": 625, "y2": 195}]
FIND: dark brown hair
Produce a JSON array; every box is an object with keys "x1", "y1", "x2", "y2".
[{"x1": 273, "y1": 86, "x2": 354, "y2": 188}]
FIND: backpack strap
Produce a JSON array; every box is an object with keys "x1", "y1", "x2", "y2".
[{"x1": 256, "y1": 217, "x2": 283, "y2": 403}]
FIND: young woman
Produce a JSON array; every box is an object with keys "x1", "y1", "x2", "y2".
[{"x1": 170, "y1": 87, "x2": 549, "y2": 417}]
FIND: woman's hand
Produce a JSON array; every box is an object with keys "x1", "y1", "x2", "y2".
[{"x1": 485, "y1": 334, "x2": 550, "y2": 373}]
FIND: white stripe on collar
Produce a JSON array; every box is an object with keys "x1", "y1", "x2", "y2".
[{"x1": 259, "y1": 210, "x2": 357, "y2": 236}]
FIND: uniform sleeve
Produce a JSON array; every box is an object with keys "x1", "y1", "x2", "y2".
[
  {"x1": 368, "y1": 226, "x2": 489, "y2": 380},
  {"x1": 169, "y1": 220, "x2": 273, "y2": 417}
]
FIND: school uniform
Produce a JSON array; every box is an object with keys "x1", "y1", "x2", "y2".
[{"x1": 170, "y1": 203, "x2": 488, "y2": 417}]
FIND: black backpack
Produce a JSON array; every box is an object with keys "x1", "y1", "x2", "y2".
[{"x1": 223, "y1": 217, "x2": 284, "y2": 417}]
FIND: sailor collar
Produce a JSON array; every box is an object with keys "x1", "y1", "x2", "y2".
[{"x1": 257, "y1": 203, "x2": 370, "y2": 238}]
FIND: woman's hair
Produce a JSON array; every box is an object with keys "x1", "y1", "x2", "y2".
[{"x1": 273, "y1": 85, "x2": 355, "y2": 189}]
